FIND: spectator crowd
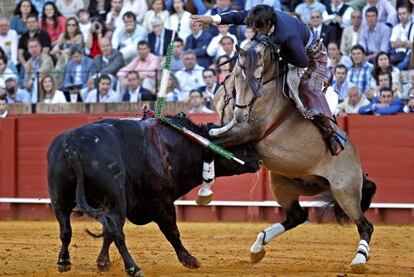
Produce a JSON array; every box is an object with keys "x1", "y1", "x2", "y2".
[{"x1": 0, "y1": 0, "x2": 414, "y2": 116}]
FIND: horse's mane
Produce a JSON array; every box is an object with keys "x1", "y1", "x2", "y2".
[{"x1": 243, "y1": 34, "x2": 281, "y2": 98}]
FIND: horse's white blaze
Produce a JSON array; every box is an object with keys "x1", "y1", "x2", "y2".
[
  {"x1": 250, "y1": 223, "x2": 286, "y2": 253},
  {"x1": 351, "y1": 239, "x2": 369, "y2": 265}
]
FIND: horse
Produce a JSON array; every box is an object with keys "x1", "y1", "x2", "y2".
[{"x1": 208, "y1": 35, "x2": 376, "y2": 268}]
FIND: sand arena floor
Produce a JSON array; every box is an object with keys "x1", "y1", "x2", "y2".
[{"x1": 0, "y1": 220, "x2": 413, "y2": 276}]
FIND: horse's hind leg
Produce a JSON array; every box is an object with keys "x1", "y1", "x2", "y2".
[
  {"x1": 250, "y1": 174, "x2": 309, "y2": 264},
  {"x1": 330, "y1": 177, "x2": 374, "y2": 267}
]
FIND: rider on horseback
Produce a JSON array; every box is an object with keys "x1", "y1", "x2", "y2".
[{"x1": 192, "y1": 5, "x2": 344, "y2": 156}]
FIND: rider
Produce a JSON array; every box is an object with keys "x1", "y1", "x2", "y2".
[{"x1": 192, "y1": 5, "x2": 344, "y2": 156}]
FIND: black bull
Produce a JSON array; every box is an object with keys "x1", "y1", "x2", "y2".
[{"x1": 47, "y1": 115, "x2": 260, "y2": 276}]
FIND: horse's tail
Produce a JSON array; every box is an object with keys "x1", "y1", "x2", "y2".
[{"x1": 331, "y1": 173, "x2": 377, "y2": 224}]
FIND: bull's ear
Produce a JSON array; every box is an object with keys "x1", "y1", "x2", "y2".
[{"x1": 236, "y1": 44, "x2": 246, "y2": 56}]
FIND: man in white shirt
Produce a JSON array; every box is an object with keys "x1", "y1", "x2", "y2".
[
  {"x1": 322, "y1": 0, "x2": 354, "y2": 42},
  {"x1": 0, "y1": 16, "x2": 19, "y2": 66},
  {"x1": 112, "y1": 12, "x2": 147, "y2": 62},
  {"x1": 188, "y1": 89, "x2": 214, "y2": 113},
  {"x1": 390, "y1": 6, "x2": 413, "y2": 70},
  {"x1": 106, "y1": 0, "x2": 124, "y2": 32},
  {"x1": 175, "y1": 50, "x2": 205, "y2": 96},
  {"x1": 206, "y1": 25, "x2": 238, "y2": 60},
  {"x1": 0, "y1": 95, "x2": 8, "y2": 118},
  {"x1": 85, "y1": 75, "x2": 121, "y2": 103}
]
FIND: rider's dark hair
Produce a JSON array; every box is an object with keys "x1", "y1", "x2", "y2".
[{"x1": 245, "y1": 5, "x2": 276, "y2": 28}]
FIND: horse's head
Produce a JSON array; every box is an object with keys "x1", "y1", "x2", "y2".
[{"x1": 210, "y1": 35, "x2": 281, "y2": 142}]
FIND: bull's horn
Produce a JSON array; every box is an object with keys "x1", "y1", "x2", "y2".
[{"x1": 209, "y1": 117, "x2": 237, "y2": 137}]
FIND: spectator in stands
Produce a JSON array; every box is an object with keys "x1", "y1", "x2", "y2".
[
  {"x1": 240, "y1": 27, "x2": 255, "y2": 49},
  {"x1": 362, "y1": 0, "x2": 398, "y2": 27},
  {"x1": 204, "y1": 0, "x2": 235, "y2": 37},
  {"x1": 367, "y1": 71, "x2": 402, "y2": 100},
  {"x1": 86, "y1": 16, "x2": 108, "y2": 58},
  {"x1": 403, "y1": 87, "x2": 414, "y2": 112},
  {"x1": 62, "y1": 45, "x2": 93, "y2": 101},
  {"x1": 120, "y1": 0, "x2": 148, "y2": 24},
  {"x1": 148, "y1": 17, "x2": 174, "y2": 56},
  {"x1": 245, "y1": 0, "x2": 281, "y2": 11},
  {"x1": 207, "y1": 25, "x2": 238, "y2": 60},
  {"x1": 294, "y1": 0, "x2": 326, "y2": 25},
  {"x1": 309, "y1": 10, "x2": 336, "y2": 47},
  {"x1": 175, "y1": 50, "x2": 204, "y2": 94},
  {"x1": 370, "y1": 52, "x2": 402, "y2": 97},
  {"x1": 215, "y1": 55, "x2": 232, "y2": 83},
  {"x1": 51, "y1": 17, "x2": 84, "y2": 87},
  {"x1": 117, "y1": 41, "x2": 161, "y2": 92},
  {"x1": 56, "y1": 0, "x2": 85, "y2": 19},
  {"x1": 332, "y1": 64, "x2": 351, "y2": 101},
  {"x1": 39, "y1": 74, "x2": 67, "y2": 103},
  {"x1": 336, "y1": 85, "x2": 370, "y2": 115},
  {"x1": 143, "y1": 0, "x2": 169, "y2": 33},
  {"x1": 105, "y1": 0, "x2": 124, "y2": 32},
  {"x1": 10, "y1": 0, "x2": 38, "y2": 36},
  {"x1": 327, "y1": 41, "x2": 352, "y2": 73},
  {"x1": 23, "y1": 38, "x2": 54, "y2": 103},
  {"x1": 112, "y1": 12, "x2": 147, "y2": 62},
  {"x1": 0, "y1": 95, "x2": 8, "y2": 118},
  {"x1": 390, "y1": 5, "x2": 413, "y2": 70},
  {"x1": 0, "y1": 56, "x2": 18, "y2": 88},
  {"x1": 0, "y1": 16, "x2": 19, "y2": 67},
  {"x1": 198, "y1": 68, "x2": 219, "y2": 107},
  {"x1": 171, "y1": 38, "x2": 184, "y2": 72},
  {"x1": 77, "y1": 9, "x2": 91, "y2": 42},
  {"x1": 167, "y1": 0, "x2": 192, "y2": 40},
  {"x1": 220, "y1": 36, "x2": 236, "y2": 59},
  {"x1": 348, "y1": 44, "x2": 374, "y2": 96},
  {"x1": 84, "y1": 74, "x2": 120, "y2": 103},
  {"x1": 4, "y1": 77, "x2": 30, "y2": 104},
  {"x1": 359, "y1": 86, "x2": 404, "y2": 115},
  {"x1": 88, "y1": 0, "x2": 111, "y2": 21},
  {"x1": 0, "y1": 48, "x2": 17, "y2": 77},
  {"x1": 322, "y1": 0, "x2": 354, "y2": 42},
  {"x1": 184, "y1": 23, "x2": 212, "y2": 69},
  {"x1": 91, "y1": 37, "x2": 125, "y2": 82},
  {"x1": 166, "y1": 0, "x2": 206, "y2": 15},
  {"x1": 188, "y1": 89, "x2": 214, "y2": 113},
  {"x1": 18, "y1": 14, "x2": 52, "y2": 70},
  {"x1": 341, "y1": 9, "x2": 362, "y2": 57},
  {"x1": 122, "y1": 71, "x2": 156, "y2": 101},
  {"x1": 359, "y1": 7, "x2": 392, "y2": 64},
  {"x1": 165, "y1": 74, "x2": 182, "y2": 101},
  {"x1": 39, "y1": 2, "x2": 67, "y2": 46}
]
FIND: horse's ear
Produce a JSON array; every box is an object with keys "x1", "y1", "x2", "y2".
[{"x1": 236, "y1": 44, "x2": 246, "y2": 56}]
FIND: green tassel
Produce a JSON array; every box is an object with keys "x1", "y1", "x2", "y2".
[{"x1": 163, "y1": 43, "x2": 174, "y2": 70}]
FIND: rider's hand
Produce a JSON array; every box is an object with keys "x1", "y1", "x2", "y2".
[{"x1": 191, "y1": 15, "x2": 214, "y2": 28}]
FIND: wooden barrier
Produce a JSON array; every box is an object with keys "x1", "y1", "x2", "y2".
[{"x1": 0, "y1": 113, "x2": 413, "y2": 222}]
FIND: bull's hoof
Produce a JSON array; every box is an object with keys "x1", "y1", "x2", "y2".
[
  {"x1": 126, "y1": 267, "x2": 144, "y2": 277},
  {"x1": 57, "y1": 258, "x2": 71, "y2": 272},
  {"x1": 181, "y1": 255, "x2": 201, "y2": 269},
  {"x1": 196, "y1": 194, "x2": 212, "y2": 206},
  {"x1": 250, "y1": 249, "x2": 266, "y2": 264},
  {"x1": 97, "y1": 260, "x2": 111, "y2": 272}
]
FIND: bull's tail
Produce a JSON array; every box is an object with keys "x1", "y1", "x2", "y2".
[
  {"x1": 63, "y1": 131, "x2": 114, "y2": 232},
  {"x1": 322, "y1": 173, "x2": 377, "y2": 224}
]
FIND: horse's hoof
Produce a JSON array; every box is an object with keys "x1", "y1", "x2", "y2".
[
  {"x1": 126, "y1": 267, "x2": 144, "y2": 277},
  {"x1": 351, "y1": 253, "x2": 367, "y2": 266},
  {"x1": 351, "y1": 262, "x2": 367, "y2": 274},
  {"x1": 57, "y1": 263, "x2": 71, "y2": 272},
  {"x1": 97, "y1": 260, "x2": 111, "y2": 272},
  {"x1": 250, "y1": 248, "x2": 266, "y2": 264},
  {"x1": 196, "y1": 194, "x2": 212, "y2": 206}
]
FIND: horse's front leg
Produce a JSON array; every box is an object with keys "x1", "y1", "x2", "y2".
[{"x1": 250, "y1": 174, "x2": 308, "y2": 264}]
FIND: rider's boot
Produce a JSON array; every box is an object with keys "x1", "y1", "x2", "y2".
[{"x1": 313, "y1": 115, "x2": 344, "y2": 156}]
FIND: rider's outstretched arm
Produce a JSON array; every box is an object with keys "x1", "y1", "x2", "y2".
[{"x1": 212, "y1": 10, "x2": 249, "y2": 25}]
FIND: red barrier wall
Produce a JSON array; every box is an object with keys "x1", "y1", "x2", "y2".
[{"x1": 0, "y1": 114, "x2": 413, "y2": 223}]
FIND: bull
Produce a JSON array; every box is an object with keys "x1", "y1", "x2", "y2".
[{"x1": 47, "y1": 115, "x2": 260, "y2": 276}]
